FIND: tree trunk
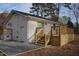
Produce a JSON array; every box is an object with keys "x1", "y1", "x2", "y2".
[
  {"x1": 37, "y1": 11, "x2": 39, "y2": 16},
  {"x1": 56, "y1": 3, "x2": 60, "y2": 21},
  {"x1": 75, "y1": 18, "x2": 79, "y2": 33}
]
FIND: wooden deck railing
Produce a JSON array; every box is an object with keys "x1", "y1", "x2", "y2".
[
  {"x1": 35, "y1": 26, "x2": 52, "y2": 46},
  {"x1": 45, "y1": 28, "x2": 52, "y2": 47},
  {"x1": 35, "y1": 28, "x2": 43, "y2": 44}
]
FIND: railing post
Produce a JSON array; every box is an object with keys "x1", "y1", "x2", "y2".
[
  {"x1": 35, "y1": 27, "x2": 44, "y2": 44},
  {"x1": 45, "y1": 34, "x2": 47, "y2": 47},
  {"x1": 45, "y1": 29, "x2": 51, "y2": 47}
]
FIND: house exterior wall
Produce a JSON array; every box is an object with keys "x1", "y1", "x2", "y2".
[
  {"x1": 1, "y1": 28, "x2": 12, "y2": 40},
  {"x1": 0, "y1": 26, "x2": 3, "y2": 39},
  {"x1": 5, "y1": 14, "x2": 28, "y2": 42},
  {"x1": 27, "y1": 20, "x2": 38, "y2": 43},
  {"x1": 4, "y1": 13, "x2": 41, "y2": 43},
  {"x1": 60, "y1": 26, "x2": 74, "y2": 46}
]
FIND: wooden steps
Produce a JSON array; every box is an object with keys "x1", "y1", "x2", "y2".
[
  {"x1": 50, "y1": 36, "x2": 60, "y2": 46},
  {"x1": 36, "y1": 36, "x2": 45, "y2": 46}
]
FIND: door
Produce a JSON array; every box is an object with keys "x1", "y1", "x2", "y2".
[{"x1": 50, "y1": 26, "x2": 60, "y2": 46}]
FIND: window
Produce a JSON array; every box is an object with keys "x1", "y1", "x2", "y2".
[
  {"x1": 16, "y1": 36, "x2": 19, "y2": 38},
  {"x1": 52, "y1": 27, "x2": 59, "y2": 36},
  {"x1": 7, "y1": 35, "x2": 9, "y2": 38},
  {"x1": 8, "y1": 23, "x2": 12, "y2": 26},
  {"x1": 20, "y1": 26, "x2": 24, "y2": 29}
]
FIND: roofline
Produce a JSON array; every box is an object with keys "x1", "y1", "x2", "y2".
[{"x1": 3, "y1": 10, "x2": 60, "y2": 25}]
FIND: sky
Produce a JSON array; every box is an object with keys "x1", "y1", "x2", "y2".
[
  {"x1": 0, "y1": 3, "x2": 76, "y2": 23},
  {"x1": 59, "y1": 6, "x2": 76, "y2": 23},
  {"x1": 0, "y1": 3, "x2": 32, "y2": 13}
]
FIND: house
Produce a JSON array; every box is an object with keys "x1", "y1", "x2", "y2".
[
  {"x1": 1, "y1": 10, "x2": 55, "y2": 43},
  {"x1": 1, "y1": 10, "x2": 74, "y2": 46},
  {"x1": 0, "y1": 12, "x2": 8, "y2": 39}
]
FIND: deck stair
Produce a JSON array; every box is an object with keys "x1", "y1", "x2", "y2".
[
  {"x1": 35, "y1": 27, "x2": 52, "y2": 46},
  {"x1": 35, "y1": 27, "x2": 45, "y2": 45},
  {"x1": 36, "y1": 34, "x2": 45, "y2": 45}
]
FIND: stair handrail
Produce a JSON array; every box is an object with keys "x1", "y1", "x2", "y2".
[
  {"x1": 36, "y1": 29, "x2": 43, "y2": 36},
  {"x1": 35, "y1": 28, "x2": 44, "y2": 43}
]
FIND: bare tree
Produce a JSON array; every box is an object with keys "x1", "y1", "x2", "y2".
[{"x1": 63, "y1": 3, "x2": 79, "y2": 27}]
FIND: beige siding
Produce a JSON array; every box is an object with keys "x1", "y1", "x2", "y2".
[
  {"x1": 27, "y1": 20, "x2": 38, "y2": 43},
  {"x1": 5, "y1": 14, "x2": 28, "y2": 42},
  {"x1": 5, "y1": 14, "x2": 39, "y2": 43}
]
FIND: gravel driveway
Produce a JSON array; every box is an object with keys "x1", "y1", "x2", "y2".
[{"x1": 0, "y1": 40, "x2": 43, "y2": 56}]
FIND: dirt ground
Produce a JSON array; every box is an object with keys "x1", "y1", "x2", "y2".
[{"x1": 16, "y1": 39, "x2": 79, "y2": 56}]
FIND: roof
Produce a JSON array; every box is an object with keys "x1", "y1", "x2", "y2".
[
  {"x1": 12, "y1": 10, "x2": 50, "y2": 20},
  {"x1": 0, "y1": 12, "x2": 8, "y2": 25},
  {"x1": 3, "y1": 10, "x2": 61, "y2": 25}
]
